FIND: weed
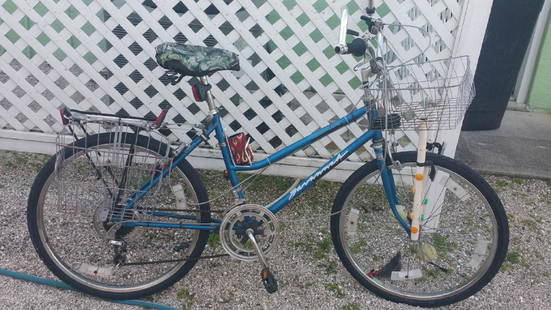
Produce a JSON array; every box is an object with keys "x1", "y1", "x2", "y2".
[
  {"x1": 493, "y1": 179, "x2": 509, "y2": 191},
  {"x1": 319, "y1": 260, "x2": 338, "y2": 274},
  {"x1": 432, "y1": 233, "x2": 456, "y2": 254},
  {"x1": 288, "y1": 240, "x2": 309, "y2": 249},
  {"x1": 245, "y1": 174, "x2": 294, "y2": 192},
  {"x1": 176, "y1": 289, "x2": 195, "y2": 310},
  {"x1": 505, "y1": 251, "x2": 522, "y2": 265},
  {"x1": 324, "y1": 283, "x2": 346, "y2": 298},
  {"x1": 207, "y1": 233, "x2": 220, "y2": 248},
  {"x1": 425, "y1": 267, "x2": 441, "y2": 278},
  {"x1": 350, "y1": 240, "x2": 367, "y2": 254},
  {"x1": 289, "y1": 234, "x2": 316, "y2": 252},
  {"x1": 341, "y1": 303, "x2": 361, "y2": 310},
  {"x1": 507, "y1": 213, "x2": 515, "y2": 223},
  {"x1": 500, "y1": 262, "x2": 511, "y2": 272},
  {"x1": 512, "y1": 178, "x2": 524, "y2": 185},
  {"x1": 315, "y1": 237, "x2": 332, "y2": 260},
  {"x1": 317, "y1": 180, "x2": 337, "y2": 191},
  {"x1": 521, "y1": 219, "x2": 538, "y2": 232},
  {"x1": 303, "y1": 281, "x2": 315, "y2": 288}
]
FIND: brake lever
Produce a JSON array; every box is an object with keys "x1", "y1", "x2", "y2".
[{"x1": 360, "y1": 15, "x2": 384, "y2": 35}]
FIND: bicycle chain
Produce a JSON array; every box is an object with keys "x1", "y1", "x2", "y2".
[{"x1": 120, "y1": 253, "x2": 229, "y2": 266}]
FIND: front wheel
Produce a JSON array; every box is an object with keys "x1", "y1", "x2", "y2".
[{"x1": 331, "y1": 152, "x2": 508, "y2": 307}]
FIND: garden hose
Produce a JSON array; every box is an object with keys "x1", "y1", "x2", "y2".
[{"x1": 0, "y1": 267, "x2": 178, "y2": 310}]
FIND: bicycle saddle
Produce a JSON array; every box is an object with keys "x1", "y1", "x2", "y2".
[{"x1": 155, "y1": 42, "x2": 240, "y2": 77}]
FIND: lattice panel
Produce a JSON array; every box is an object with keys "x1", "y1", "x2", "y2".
[{"x1": 0, "y1": 0, "x2": 466, "y2": 163}]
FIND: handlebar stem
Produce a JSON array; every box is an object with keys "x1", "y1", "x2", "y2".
[{"x1": 367, "y1": 1, "x2": 375, "y2": 15}]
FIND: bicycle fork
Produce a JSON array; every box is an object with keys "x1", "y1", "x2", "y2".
[
  {"x1": 374, "y1": 121, "x2": 429, "y2": 239},
  {"x1": 373, "y1": 138, "x2": 410, "y2": 233}
]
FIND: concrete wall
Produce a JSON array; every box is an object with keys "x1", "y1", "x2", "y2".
[{"x1": 528, "y1": 17, "x2": 551, "y2": 112}]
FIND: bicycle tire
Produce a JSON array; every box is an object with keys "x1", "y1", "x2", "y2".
[
  {"x1": 27, "y1": 132, "x2": 211, "y2": 300},
  {"x1": 330, "y1": 152, "x2": 508, "y2": 307}
]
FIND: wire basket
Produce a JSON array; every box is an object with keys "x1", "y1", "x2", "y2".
[
  {"x1": 364, "y1": 56, "x2": 475, "y2": 131},
  {"x1": 54, "y1": 112, "x2": 181, "y2": 226}
]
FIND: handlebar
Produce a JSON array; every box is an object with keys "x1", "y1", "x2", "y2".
[{"x1": 335, "y1": 5, "x2": 433, "y2": 73}]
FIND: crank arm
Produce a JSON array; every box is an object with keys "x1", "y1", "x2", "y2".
[{"x1": 246, "y1": 229, "x2": 278, "y2": 293}]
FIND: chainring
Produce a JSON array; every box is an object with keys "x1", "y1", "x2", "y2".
[{"x1": 219, "y1": 204, "x2": 278, "y2": 262}]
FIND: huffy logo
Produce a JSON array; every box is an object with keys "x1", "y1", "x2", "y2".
[{"x1": 288, "y1": 151, "x2": 348, "y2": 201}]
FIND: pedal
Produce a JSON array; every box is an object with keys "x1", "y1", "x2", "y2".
[
  {"x1": 246, "y1": 229, "x2": 278, "y2": 293},
  {"x1": 261, "y1": 267, "x2": 278, "y2": 293}
]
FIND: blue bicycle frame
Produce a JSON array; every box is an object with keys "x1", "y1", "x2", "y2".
[{"x1": 120, "y1": 84, "x2": 409, "y2": 233}]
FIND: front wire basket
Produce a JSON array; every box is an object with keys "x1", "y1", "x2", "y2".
[
  {"x1": 54, "y1": 115, "x2": 182, "y2": 227},
  {"x1": 364, "y1": 55, "x2": 475, "y2": 131}
]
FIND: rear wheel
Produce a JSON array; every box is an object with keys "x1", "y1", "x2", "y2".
[
  {"x1": 27, "y1": 133, "x2": 211, "y2": 300},
  {"x1": 331, "y1": 152, "x2": 508, "y2": 307}
]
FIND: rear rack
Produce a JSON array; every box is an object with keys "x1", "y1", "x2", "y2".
[{"x1": 60, "y1": 108, "x2": 168, "y2": 130}]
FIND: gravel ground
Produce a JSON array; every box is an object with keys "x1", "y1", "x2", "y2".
[{"x1": 0, "y1": 150, "x2": 550, "y2": 309}]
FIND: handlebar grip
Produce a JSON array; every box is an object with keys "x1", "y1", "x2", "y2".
[
  {"x1": 360, "y1": 15, "x2": 371, "y2": 22},
  {"x1": 347, "y1": 29, "x2": 360, "y2": 36},
  {"x1": 347, "y1": 38, "x2": 367, "y2": 57}
]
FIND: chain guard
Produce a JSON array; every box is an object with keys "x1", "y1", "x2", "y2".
[{"x1": 219, "y1": 204, "x2": 278, "y2": 262}]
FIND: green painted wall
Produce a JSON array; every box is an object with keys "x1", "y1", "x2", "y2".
[{"x1": 528, "y1": 17, "x2": 551, "y2": 112}]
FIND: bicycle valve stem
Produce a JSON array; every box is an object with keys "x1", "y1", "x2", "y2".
[{"x1": 411, "y1": 120, "x2": 428, "y2": 240}]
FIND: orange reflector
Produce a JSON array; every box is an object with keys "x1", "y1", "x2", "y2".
[
  {"x1": 415, "y1": 174, "x2": 424, "y2": 181},
  {"x1": 261, "y1": 268, "x2": 269, "y2": 279},
  {"x1": 411, "y1": 226, "x2": 419, "y2": 233}
]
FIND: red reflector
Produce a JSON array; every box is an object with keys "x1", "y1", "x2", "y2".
[
  {"x1": 191, "y1": 85, "x2": 201, "y2": 101},
  {"x1": 154, "y1": 109, "x2": 168, "y2": 126},
  {"x1": 59, "y1": 108, "x2": 69, "y2": 125}
]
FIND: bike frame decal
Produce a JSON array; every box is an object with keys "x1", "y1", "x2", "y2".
[
  {"x1": 268, "y1": 128, "x2": 380, "y2": 213},
  {"x1": 288, "y1": 150, "x2": 348, "y2": 201}
]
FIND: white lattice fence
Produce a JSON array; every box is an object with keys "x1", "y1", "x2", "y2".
[{"x1": 0, "y1": 0, "x2": 489, "y2": 180}]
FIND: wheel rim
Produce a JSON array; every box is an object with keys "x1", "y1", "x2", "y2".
[
  {"x1": 35, "y1": 143, "x2": 203, "y2": 293},
  {"x1": 338, "y1": 161, "x2": 499, "y2": 301}
]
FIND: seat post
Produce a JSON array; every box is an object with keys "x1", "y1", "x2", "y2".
[{"x1": 199, "y1": 76, "x2": 217, "y2": 114}]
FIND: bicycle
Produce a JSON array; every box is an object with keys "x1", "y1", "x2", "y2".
[{"x1": 27, "y1": 5, "x2": 508, "y2": 307}]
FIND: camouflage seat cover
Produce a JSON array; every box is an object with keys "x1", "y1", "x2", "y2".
[{"x1": 155, "y1": 43, "x2": 240, "y2": 77}]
